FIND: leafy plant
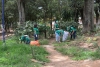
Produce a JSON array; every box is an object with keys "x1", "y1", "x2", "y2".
[
  {"x1": 15, "y1": 21, "x2": 34, "y2": 36},
  {"x1": 60, "y1": 21, "x2": 79, "y2": 30}
]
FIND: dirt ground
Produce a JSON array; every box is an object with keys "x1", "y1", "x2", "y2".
[{"x1": 43, "y1": 38, "x2": 100, "y2": 67}]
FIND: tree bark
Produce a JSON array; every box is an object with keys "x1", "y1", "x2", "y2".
[
  {"x1": 90, "y1": 0, "x2": 94, "y2": 32},
  {"x1": 17, "y1": 0, "x2": 25, "y2": 25},
  {"x1": 95, "y1": 10, "x2": 99, "y2": 24},
  {"x1": 95, "y1": 0, "x2": 100, "y2": 24},
  {"x1": 82, "y1": 0, "x2": 94, "y2": 33}
]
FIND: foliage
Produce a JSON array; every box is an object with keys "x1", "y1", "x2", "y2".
[
  {"x1": 91, "y1": 48, "x2": 100, "y2": 59},
  {"x1": 56, "y1": 46, "x2": 94, "y2": 60},
  {"x1": 15, "y1": 21, "x2": 33, "y2": 36},
  {"x1": 53, "y1": 35, "x2": 100, "y2": 60},
  {"x1": 59, "y1": 21, "x2": 79, "y2": 30},
  {"x1": 31, "y1": 46, "x2": 49, "y2": 62},
  {"x1": 0, "y1": 0, "x2": 18, "y2": 31},
  {"x1": 62, "y1": 10, "x2": 73, "y2": 21},
  {"x1": 38, "y1": 22, "x2": 53, "y2": 38},
  {"x1": 38, "y1": 23, "x2": 47, "y2": 32},
  {"x1": 0, "y1": 38, "x2": 49, "y2": 67},
  {"x1": 0, "y1": 0, "x2": 96, "y2": 35},
  {"x1": 95, "y1": 31, "x2": 100, "y2": 36},
  {"x1": 14, "y1": 20, "x2": 53, "y2": 41},
  {"x1": 39, "y1": 39, "x2": 49, "y2": 45}
]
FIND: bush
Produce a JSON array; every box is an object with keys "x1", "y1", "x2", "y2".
[
  {"x1": 60, "y1": 21, "x2": 79, "y2": 30},
  {"x1": 15, "y1": 21, "x2": 34, "y2": 36}
]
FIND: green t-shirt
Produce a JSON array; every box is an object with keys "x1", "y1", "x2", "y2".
[
  {"x1": 33, "y1": 28, "x2": 39, "y2": 35},
  {"x1": 25, "y1": 36, "x2": 30, "y2": 42},
  {"x1": 20, "y1": 35, "x2": 30, "y2": 42},
  {"x1": 54, "y1": 23, "x2": 59, "y2": 31},
  {"x1": 66, "y1": 26, "x2": 70, "y2": 31},
  {"x1": 20, "y1": 35, "x2": 25, "y2": 41},
  {"x1": 56, "y1": 29, "x2": 64, "y2": 36},
  {"x1": 69, "y1": 26, "x2": 76, "y2": 32}
]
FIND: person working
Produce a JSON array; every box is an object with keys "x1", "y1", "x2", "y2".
[
  {"x1": 69, "y1": 25, "x2": 76, "y2": 40},
  {"x1": 55, "y1": 29, "x2": 64, "y2": 42},
  {"x1": 33, "y1": 24, "x2": 39, "y2": 41},
  {"x1": 20, "y1": 35, "x2": 30, "y2": 44}
]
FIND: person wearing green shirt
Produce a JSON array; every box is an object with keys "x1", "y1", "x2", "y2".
[
  {"x1": 20, "y1": 35, "x2": 30, "y2": 44},
  {"x1": 54, "y1": 21, "x2": 59, "y2": 30},
  {"x1": 20, "y1": 35, "x2": 26, "y2": 43},
  {"x1": 55, "y1": 29, "x2": 64, "y2": 42},
  {"x1": 69, "y1": 25, "x2": 76, "y2": 40},
  {"x1": 54, "y1": 21, "x2": 60, "y2": 41},
  {"x1": 25, "y1": 35, "x2": 30, "y2": 44},
  {"x1": 33, "y1": 24, "x2": 39, "y2": 41}
]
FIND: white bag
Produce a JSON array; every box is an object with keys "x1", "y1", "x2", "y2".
[{"x1": 62, "y1": 31, "x2": 69, "y2": 41}]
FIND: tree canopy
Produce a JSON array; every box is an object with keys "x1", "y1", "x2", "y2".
[{"x1": 0, "y1": 0, "x2": 99, "y2": 34}]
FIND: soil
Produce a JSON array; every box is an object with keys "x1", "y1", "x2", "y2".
[{"x1": 43, "y1": 38, "x2": 100, "y2": 67}]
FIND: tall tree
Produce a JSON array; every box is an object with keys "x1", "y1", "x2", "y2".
[
  {"x1": 94, "y1": 0, "x2": 100, "y2": 24},
  {"x1": 0, "y1": 1, "x2": 2, "y2": 24},
  {"x1": 82, "y1": 0, "x2": 94, "y2": 33},
  {"x1": 17, "y1": 0, "x2": 25, "y2": 24}
]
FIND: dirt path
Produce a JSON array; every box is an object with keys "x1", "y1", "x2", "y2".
[{"x1": 43, "y1": 39, "x2": 100, "y2": 67}]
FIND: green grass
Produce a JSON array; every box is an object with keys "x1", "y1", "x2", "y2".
[
  {"x1": 0, "y1": 38, "x2": 49, "y2": 67},
  {"x1": 54, "y1": 41, "x2": 100, "y2": 60},
  {"x1": 31, "y1": 46, "x2": 49, "y2": 62},
  {"x1": 52, "y1": 30, "x2": 100, "y2": 61},
  {"x1": 0, "y1": 63, "x2": 41, "y2": 67},
  {"x1": 91, "y1": 48, "x2": 100, "y2": 60},
  {"x1": 39, "y1": 39, "x2": 49, "y2": 45},
  {"x1": 53, "y1": 41, "x2": 71, "y2": 46}
]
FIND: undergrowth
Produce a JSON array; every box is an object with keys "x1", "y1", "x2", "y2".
[
  {"x1": 0, "y1": 37, "x2": 49, "y2": 67},
  {"x1": 39, "y1": 39, "x2": 49, "y2": 45},
  {"x1": 53, "y1": 35, "x2": 100, "y2": 60}
]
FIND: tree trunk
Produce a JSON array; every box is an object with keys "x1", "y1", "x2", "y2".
[
  {"x1": 82, "y1": 0, "x2": 94, "y2": 33},
  {"x1": 95, "y1": 0, "x2": 100, "y2": 24},
  {"x1": 75, "y1": 9, "x2": 79, "y2": 22},
  {"x1": 43, "y1": 10, "x2": 47, "y2": 38},
  {"x1": 95, "y1": 10, "x2": 99, "y2": 24},
  {"x1": 96, "y1": 14, "x2": 99, "y2": 24},
  {"x1": 43, "y1": 0, "x2": 48, "y2": 38},
  {"x1": 80, "y1": 9, "x2": 83, "y2": 22},
  {"x1": 17, "y1": 0, "x2": 25, "y2": 25},
  {"x1": 50, "y1": 8, "x2": 52, "y2": 30}
]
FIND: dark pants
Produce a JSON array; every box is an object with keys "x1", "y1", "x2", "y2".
[
  {"x1": 70, "y1": 31, "x2": 76, "y2": 40},
  {"x1": 25, "y1": 41, "x2": 30, "y2": 44},
  {"x1": 21, "y1": 40, "x2": 30, "y2": 44},
  {"x1": 34, "y1": 34, "x2": 38, "y2": 41}
]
